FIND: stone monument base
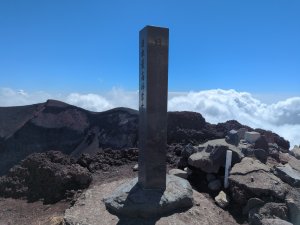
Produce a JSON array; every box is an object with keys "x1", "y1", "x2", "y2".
[{"x1": 103, "y1": 175, "x2": 194, "y2": 218}]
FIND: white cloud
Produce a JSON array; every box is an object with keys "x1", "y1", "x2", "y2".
[
  {"x1": 0, "y1": 87, "x2": 299, "y2": 147},
  {"x1": 66, "y1": 93, "x2": 112, "y2": 112},
  {"x1": 168, "y1": 89, "x2": 300, "y2": 147}
]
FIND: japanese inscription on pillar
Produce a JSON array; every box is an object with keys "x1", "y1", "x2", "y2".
[{"x1": 138, "y1": 26, "x2": 169, "y2": 191}]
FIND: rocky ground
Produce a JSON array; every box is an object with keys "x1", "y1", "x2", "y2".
[{"x1": 0, "y1": 103, "x2": 299, "y2": 225}]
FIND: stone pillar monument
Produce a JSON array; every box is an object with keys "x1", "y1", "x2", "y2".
[
  {"x1": 104, "y1": 26, "x2": 193, "y2": 219},
  {"x1": 138, "y1": 26, "x2": 169, "y2": 190}
]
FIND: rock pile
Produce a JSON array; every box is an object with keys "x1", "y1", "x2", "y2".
[
  {"x1": 180, "y1": 129, "x2": 300, "y2": 225},
  {"x1": 0, "y1": 151, "x2": 92, "y2": 203}
]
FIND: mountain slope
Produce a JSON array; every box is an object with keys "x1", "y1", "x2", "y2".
[{"x1": 0, "y1": 99, "x2": 290, "y2": 175}]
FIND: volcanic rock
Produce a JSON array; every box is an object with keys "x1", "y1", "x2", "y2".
[
  {"x1": 169, "y1": 169, "x2": 188, "y2": 179},
  {"x1": 225, "y1": 129, "x2": 239, "y2": 146},
  {"x1": 245, "y1": 131, "x2": 261, "y2": 144},
  {"x1": 275, "y1": 164, "x2": 300, "y2": 187},
  {"x1": 229, "y1": 157, "x2": 289, "y2": 204},
  {"x1": 291, "y1": 145, "x2": 300, "y2": 160},
  {"x1": 248, "y1": 202, "x2": 289, "y2": 225},
  {"x1": 259, "y1": 219, "x2": 292, "y2": 225},
  {"x1": 242, "y1": 198, "x2": 265, "y2": 215},
  {"x1": 255, "y1": 128, "x2": 290, "y2": 152},
  {"x1": 0, "y1": 100, "x2": 291, "y2": 175},
  {"x1": 77, "y1": 148, "x2": 138, "y2": 172},
  {"x1": 0, "y1": 151, "x2": 92, "y2": 203},
  {"x1": 237, "y1": 128, "x2": 247, "y2": 140},
  {"x1": 254, "y1": 136, "x2": 269, "y2": 151},
  {"x1": 188, "y1": 139, "x2": 242, "y2": 173},
  {"x1": 253, "y1": 148, "x2": 268, "y2": 162},
  {"x1": 215, "y1": 191, "x2": 229, "y2": 208},
  {"x1": 132, "y1": 164, "x2": 138, "y2": 171},
  {"x1": 103, "y1": 175, "x2": 194, "y2": 218},
  {"x1": 177, "y1": 144, "x2": 197, "y2": 169},
  {"x1": 285, "y1": 188, "x2": 300, "y2": 224},
  {"x1": 206, "y1": 173, "x2": 216, "y2": 182},
  {"x1": 208, "y1": 179, "x2": 222, "y2": 191}
]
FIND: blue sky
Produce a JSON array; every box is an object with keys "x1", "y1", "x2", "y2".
[{"x1": 0, "y1": 0, "x2": 300, "y2": 96}]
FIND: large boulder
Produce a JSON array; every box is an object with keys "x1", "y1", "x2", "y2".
[
  {"x1": 188, "y1": 139, "x2": 242, "y2": 173},
  {"x1": 291, "y1": 145, "x2": 300, "y2": 160},
  {"x1": 103, "y1": 175, "x2": 194, "y2": 218},
  {"x1": 225, "y1": 130, "x2": 239, "y2": 146},
  {"x1": 0, "y1": 151, "x2": 92, "y2": 203},
  {"x1": 248, "y1": 202, "x2": 289, "y2": 225},
  {"x1": 285, "y1": 188, "x2": 300, "y2": 224},
  {"x1": 167, "y1": 111, "x2": 220, "y2": 145},
  {"x1": 255, "y1": 128, "x2": 290, "y2": 151},
  {"x1": 245, "y1": 131, "x2": 261, "y2": 144},
  {"x1": 254, "y1": 136, "x2": 269, "y2": 151},
  {"x1": 177, "y1": 144, "x2": 197, "y2": 169},
  {"x1": 229, "y1": 157, "x2": 289, "y2": 204},
  {"x1": 275, "y1": 164, "x2": 300, "y2": 187}
]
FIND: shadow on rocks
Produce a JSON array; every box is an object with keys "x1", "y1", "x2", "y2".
[{"x1": 104, "y1": 177, "x2": 194, "y2": 225}]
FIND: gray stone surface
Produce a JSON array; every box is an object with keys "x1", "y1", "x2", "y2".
[
  {"x1": 245, "y1": 131, "x2": 261, "y2": 144},
  {"x1": 229, "y1": 157, "x2": 289, "y2": 204},
  {"x1": 275, "y1": 164, "x2": 300, "y2": 187},
  {"x1": 230, "y1": 157, "x2": 270, "y2": 174},
  {"x1": 291, "y1": 145, "x2": 300, "y2": 160},
  {"x1": 138, "y1": 26, "x2": 169, "y2": 190},
  {"x1": 285, "y1": 188, "x2": 300, "y2": 225},
  {"x1": 188, "y1": 139, "x2": 242, "y2": 173},
  {"x1": 168, "y1": 169, "x2": 188, "y2": 179},
  {"x1": 237, "y1": 128, "x2": 247, "y2": 140},
  {"x1": 103, "y1": 175, "x2": 193, "y2": 218}
]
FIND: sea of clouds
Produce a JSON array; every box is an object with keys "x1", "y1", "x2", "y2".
[{"x1": 1, "y1": 87, "x2": 299, "y2": 148}]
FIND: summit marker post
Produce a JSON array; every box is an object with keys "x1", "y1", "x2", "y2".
[{"x1": 138, "y1": 26, "x2": 169, "y2": 190}]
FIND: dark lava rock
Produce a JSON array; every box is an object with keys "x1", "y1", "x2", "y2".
[
  {"x1": 255, "y1": 128, "x2": 290, "y2": 152},
  {"x1": 248, "y1": 202, "x2": 289, "y2": 225},
  {"x1": 214, "y1": 120, "x2": 251, "y2": 136},
  {"x1": 0, "y1": 151, "x2": 92, "y2": 204},
  {"x1": 167, "y1": 111, "x2": 220, "y2": 145},
  {"x1": 188, "y1": 139, "x2": 242, "y2": 173},
  {"x1": 0, "y1": 101, "x2": 138, "y2": 175},
  {"x1": 291, "y1": 145, "x2": 300, "y2": 160},
  {"x1": 275, "y1": 164, "x2": 300, "y2": 187},
  {"x1": 229, "y1": 157, "x2": 289, "y2": 205},
  {"x1": 177, "y1": 144, "x2": 197, "y2": 169},
  {"x1": 253, "y1": 149, "x2": 268, "y2": 162},
  {"x1": 77, "y1": 148, "x2": 138, "y2": 172},
  {"x1": 225, "y1": 130, "x2": 239, "y2": 146},
  {"x1": 242, "y1": 198, "x2": 265, "y2": 215},
  {"x1": 259, "y1": 219, "x2": 292, "y2": 225},
  {"x1": 254, "y1": 136, "x2": 269, "y2": 151},
  {"x1": 285, "y1": 188, "x2": 300, "y2": 224}
]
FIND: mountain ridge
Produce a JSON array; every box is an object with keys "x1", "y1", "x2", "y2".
[{"x1": 0, "y1": 99, "x2": 290, "y2": 175}]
